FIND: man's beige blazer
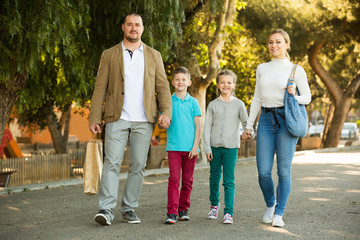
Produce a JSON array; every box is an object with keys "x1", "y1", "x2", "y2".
[{"x1": 89, "y1": 41, "x2": 172, "y2": 125}]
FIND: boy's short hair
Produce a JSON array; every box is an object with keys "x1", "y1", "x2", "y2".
[
  {"x1": 216, "y1": 69, "x2": 237, "y2": 84},
  {"x1": 172, "y1": 66, "x2": 191, "y2": 80}
]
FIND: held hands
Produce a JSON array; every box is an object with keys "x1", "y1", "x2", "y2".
[
  {"x1": 89, "y1": 124, "x2": 101, "y2": 134},
  {"x1": 158, "y1": 115, "x2": 171, "y2": 129},
  {"x1": 241, "y1": 129, "x2": 252, "y2": 141}
]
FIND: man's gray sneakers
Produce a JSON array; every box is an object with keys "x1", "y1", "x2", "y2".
[
  {"x1": 95, "y1": 210, "x2": 112, "y2": 226},
  {"x1": 123, "y1": 211, "x2": 141, "y2": 224}
]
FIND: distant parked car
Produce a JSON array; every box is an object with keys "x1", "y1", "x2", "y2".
[
  {"x1": 308, "y1": 124, "x2": 324, "y2": 137},
  {"x1": 341, "y1": 122, "x2": 359, "y2": 140}
]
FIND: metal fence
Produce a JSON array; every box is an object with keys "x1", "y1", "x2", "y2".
[
  {"x1": 1, "y1": 149, "x2": 86, "y2": 187},
  {"x1": 1, "y1": 145, "x2": 168, "y2": 188},
  {"x1": 1, "y1": 143, "x2": 257, "y2": 188}
]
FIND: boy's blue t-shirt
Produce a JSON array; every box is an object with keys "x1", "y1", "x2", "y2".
[{"x1": 166, "y1": 93, "x2": 201, "y2": 152}]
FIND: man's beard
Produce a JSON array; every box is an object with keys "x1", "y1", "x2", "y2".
[{"x1": 125, "y1": 34, "x2": 140, "y2": 43}]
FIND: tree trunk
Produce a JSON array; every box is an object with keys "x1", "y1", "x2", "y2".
[
  {"x1": 62, "y1": 106, "x2": 71, "y2": 143},
  {"x1": 308, "y1": 43, "x2": 360, "y2": 148},
  {"x1": 189, "y1": 83, "x2": 208, "y2": 164},
  {"x1": 321, "y1": 103, "x2": 334, "y2": 148},
  {"x1": 186, "y1": 0, "x2": 236, "y2": 163},
  {"x1": 47, "y1": 111, "x2": 67, "y2": 154},
  {"x1": 0, "y1": 74, "x2": 27, "y2": 143},
  {"x1": 206, "y1": 0, "x2": 236, "y2": 84},
  {"x1": 324, "y1": 99, "x2": 352, "y2": 147}
]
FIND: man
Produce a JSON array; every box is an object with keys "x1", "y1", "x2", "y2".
[{"x1": 89, "y1": 13, "x2": 172, "y2": 226}]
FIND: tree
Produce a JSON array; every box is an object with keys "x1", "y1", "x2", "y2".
[
  {"x1": 3, "y1": 0, "x2": 246, "y2": 158},
  {"x1": 221, "y1": 27, "x2": 265, "y2": 107},
  {"x1": 15, "y1": 48, "x2": 93, "y2": 153},
  {"x1": 238, "y1": 0, "x2": 360, "y2": 148},
  {"x1": 6, "y1": 0, "x2": 187, "y2": 153},
  {"x1": 169, "y1": 0, "x2": 239, "y2": 163},
  {"x1": 0, "y1": 0, "x2": 90, "y2": 147},
  {"x1": 87, "y1": 0, "x2": 241, "y2": 163},
  {"x1": 87, "y1": 0, "x2": 186, "y2": 64}
]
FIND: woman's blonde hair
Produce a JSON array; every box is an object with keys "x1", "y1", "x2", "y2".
[{"x1": 268, "y1": 29, "x2": 291, "y2": 60}]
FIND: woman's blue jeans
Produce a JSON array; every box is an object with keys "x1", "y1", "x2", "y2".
[{"x1": 256, "y1": 107, "x2": 298, "y2": 216}]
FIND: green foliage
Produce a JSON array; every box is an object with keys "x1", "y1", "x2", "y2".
[
  {"x1": 169, "y1": 0, "x2": 240, "y2": 74},
  {"x1": 238, "y1": 0, "x2": 360, "y2": 106},
  {"x1": 184, "y1": 9, "x2": 218, "y2": 74},
  {"x1": 7, "y1": 0, "x2": 92, "y2": 131},
  {"x1": 12, "y1": 0, "x2": 188, "y2": 131},
  {"x1": 327, "y1": 41, "x2": 360, "y2": 89},
  {"x1": 6, "y1": 0, "x2": 358, "y2": 137},
  {"x1": 87, "y1": 0, "x2": 186, "y2": 63},
  {"x1": 239, "y1": 0, "x2": 359, "y2": 59},
  {"x1": 0, "y1": 0, "x2": 90, "y2": 82},
  {"x1": 221, "y1": 25, "x2": 265, "y2": 107}
]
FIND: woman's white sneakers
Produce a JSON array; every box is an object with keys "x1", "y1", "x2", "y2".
[
  {"x1": 262, "y1": 203, "x2": 285, "y2": 227},
  {"x1": 262, "y1": 204, "x2": 275, "y2": 224},
  {"x1": 272, "y1": 215, "x2": 285, "y2": 227}
]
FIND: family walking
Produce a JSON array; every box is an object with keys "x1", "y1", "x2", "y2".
[{"x1": 88, "y1": 12, "x2": 311, "y2": 228}]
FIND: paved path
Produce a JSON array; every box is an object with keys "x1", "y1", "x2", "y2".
[{"x1": 0, "y1": 147, "x2": 359, "y2": 239}]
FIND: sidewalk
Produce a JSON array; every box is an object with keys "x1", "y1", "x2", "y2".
[{"x1": 0, "y1": 146, "x2": 359, "y2": 239}]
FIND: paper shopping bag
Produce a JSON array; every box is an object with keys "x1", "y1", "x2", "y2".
[{"x1": 83, "y1": 138, "x2": 103, "y2": 195}]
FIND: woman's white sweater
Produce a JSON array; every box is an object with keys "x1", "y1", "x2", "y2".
[{"x1": 246, "y1": 58, "x2": 311, "y2": 130}]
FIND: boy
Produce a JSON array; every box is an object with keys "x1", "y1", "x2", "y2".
[{"x1": 165, "y1": 66, "x2": 201, "y2": 224}]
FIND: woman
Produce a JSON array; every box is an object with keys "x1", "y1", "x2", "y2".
[{"x1": 242, "y1": 29, "x2": 311, "y2": 227}]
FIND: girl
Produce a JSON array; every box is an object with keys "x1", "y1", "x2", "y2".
[
  {"x1": 203, "y1": 69, "x2": 248, "y2": 224},
  {"x1": 242, "y1": 29, "x2": 311, "y2": 227}
]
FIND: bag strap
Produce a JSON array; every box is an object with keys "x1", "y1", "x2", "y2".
[
  {"x1": 288, "y1": 64, "x2": 298, "y2": 82},
  {"x1": 288, "y1": 64, "x2": 301, "y2": 96}
]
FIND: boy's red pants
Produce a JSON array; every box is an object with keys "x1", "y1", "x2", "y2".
[{"x1": 167, "y1": 151, "x2": 197, "y2": 215}]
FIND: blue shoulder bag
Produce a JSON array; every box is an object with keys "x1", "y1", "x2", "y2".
[{"x1": 284, "y1": 64, "x2": 308, "y2": 138}]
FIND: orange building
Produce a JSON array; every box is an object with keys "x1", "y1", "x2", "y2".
[
  {"x1": 8, "y1": 107, "x2": 165, "y2": 145},
  {"x1": 9, "y1": 108, "x2": 93, "y2": 144}
]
